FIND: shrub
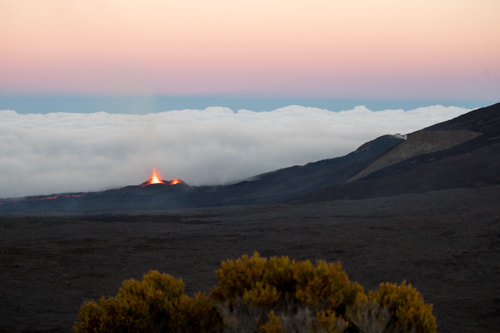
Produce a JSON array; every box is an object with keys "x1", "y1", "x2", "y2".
[
  {"x1": 370, "y1": 281, "x2": 436, "y2": 333},
  {"x1": 73, "y1": 270, "x2": 222, "y2": 332},
  {"x1": 74, "y1": 254, "x2": 436, "y2": 333},
  {"x1": 210, "y1": 252, "x2": 363, "y2": 332}
]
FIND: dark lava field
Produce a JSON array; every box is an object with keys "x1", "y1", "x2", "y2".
[{"x1": 1, "y1": 186, "x2": 500, "y2": 332}]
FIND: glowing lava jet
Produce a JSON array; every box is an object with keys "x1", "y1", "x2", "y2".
[
  {"x1": 144, "y1": 168, "x2": 183, "y2": 186},
  {"x1": 149, "y1": 168, "x2": 164, "y2": 185}
]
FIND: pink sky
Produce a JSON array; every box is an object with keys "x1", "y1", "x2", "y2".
[{"x1": 1, "y1": 0, "x2": 499, "y2": 99}]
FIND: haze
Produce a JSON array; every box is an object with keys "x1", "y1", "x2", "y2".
[{"x1": 0, "y1": 105, "x2": 471, "y2": 198}]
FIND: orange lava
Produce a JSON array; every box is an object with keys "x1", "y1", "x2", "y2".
[
  {"x1": 149, "y1": 168, "x2": 164, "y2": 184},
  {"x1": 170, "y1": 179, "x2": 182, "y2": 185},
  {"x1": 35, "y1": 196, "x2": 58, "y2": 201}
]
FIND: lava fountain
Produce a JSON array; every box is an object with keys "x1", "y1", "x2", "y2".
[
  {"x1": 144, "y1": 168, "x2": 183, "y2": 186},
  {"x1": 149, "y1": 168, "x2": 164, "y2": 185}
]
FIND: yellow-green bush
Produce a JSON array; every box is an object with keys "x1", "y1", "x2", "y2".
[
  {"x1": 210, "y1": 253, "x2": 364, "y2": 332},
  {"x1": 73, "y1": 270, "x2": 222, "y2": 332},
  {"x1": 369, "y1": 281, "x2": 436, "y2": 332},
  {"x1": 74, "y1": 253, "x2": 436, "y2": 333}
]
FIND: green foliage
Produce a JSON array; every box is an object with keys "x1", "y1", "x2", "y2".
[{"x1": 74, "y1": 254, "x2": 436, "y2": 333}]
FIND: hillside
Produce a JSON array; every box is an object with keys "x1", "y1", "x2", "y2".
[{"x1": 297, "y1": 102, "x2": 500, "y2": 202}]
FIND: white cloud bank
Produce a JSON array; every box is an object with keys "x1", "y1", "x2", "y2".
[{"x1": 0, "y1": 105, "x2": 472, "y2": 198}]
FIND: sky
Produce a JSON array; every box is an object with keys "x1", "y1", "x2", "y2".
[{"x1": 1, "y1": 0, "x2": 499, "y2": 100}]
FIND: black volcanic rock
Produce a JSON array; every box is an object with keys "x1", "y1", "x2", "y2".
[{"x1": 0, "y1": 181, "x2": 194, "y2": 214}]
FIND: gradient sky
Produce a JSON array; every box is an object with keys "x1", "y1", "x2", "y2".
[{"x1": 1, "y1": 0, "x2": 499, "y2": 100}]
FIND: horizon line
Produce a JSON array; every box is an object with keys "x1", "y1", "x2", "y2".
[{"x1": 0, "y1": 95, "x2": 493, "y2": 114}]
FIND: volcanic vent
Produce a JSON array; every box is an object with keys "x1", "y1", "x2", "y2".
[{"x1": 141, "y1": 168, "x2": 184, "y2": 187}]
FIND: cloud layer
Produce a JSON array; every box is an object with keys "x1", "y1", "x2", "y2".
[{"x1": 0, "y1": 105, "x2": 471, "y2": 198}]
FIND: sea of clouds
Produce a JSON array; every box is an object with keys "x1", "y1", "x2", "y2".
[{"x1": 0, "y1": 105, "x2": 472, "y2": 198}]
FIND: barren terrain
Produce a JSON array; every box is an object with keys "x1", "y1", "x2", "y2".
[{"x1": 1, "y1": 186, "x2": 500, "y2": 332}]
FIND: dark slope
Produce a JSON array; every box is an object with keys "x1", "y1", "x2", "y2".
[
  {"x1": 296, "y1": 102, "x2": 500, "y2": 202},
  {"x1": 198, "y1": 134, "x2": 405, "y2": 206},
  {"x1": 0, "y1": 182, "x2": 194, "y2": 214},
  {"x1": 426, "y1": 102, "x2": 500, "y2": 133}
]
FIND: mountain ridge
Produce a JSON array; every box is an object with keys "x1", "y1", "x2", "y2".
[{"x1": 296, "y1": 102, "x2": 500, "y2": 202}]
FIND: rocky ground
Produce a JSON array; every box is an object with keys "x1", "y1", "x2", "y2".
[{"x1": 1, "y1": 185, "x2": 500, "y2": 332}]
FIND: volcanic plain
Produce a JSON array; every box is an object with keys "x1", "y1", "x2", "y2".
[{"x1": 1, "y1": 185, "x2": 500, "y2": 332}]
